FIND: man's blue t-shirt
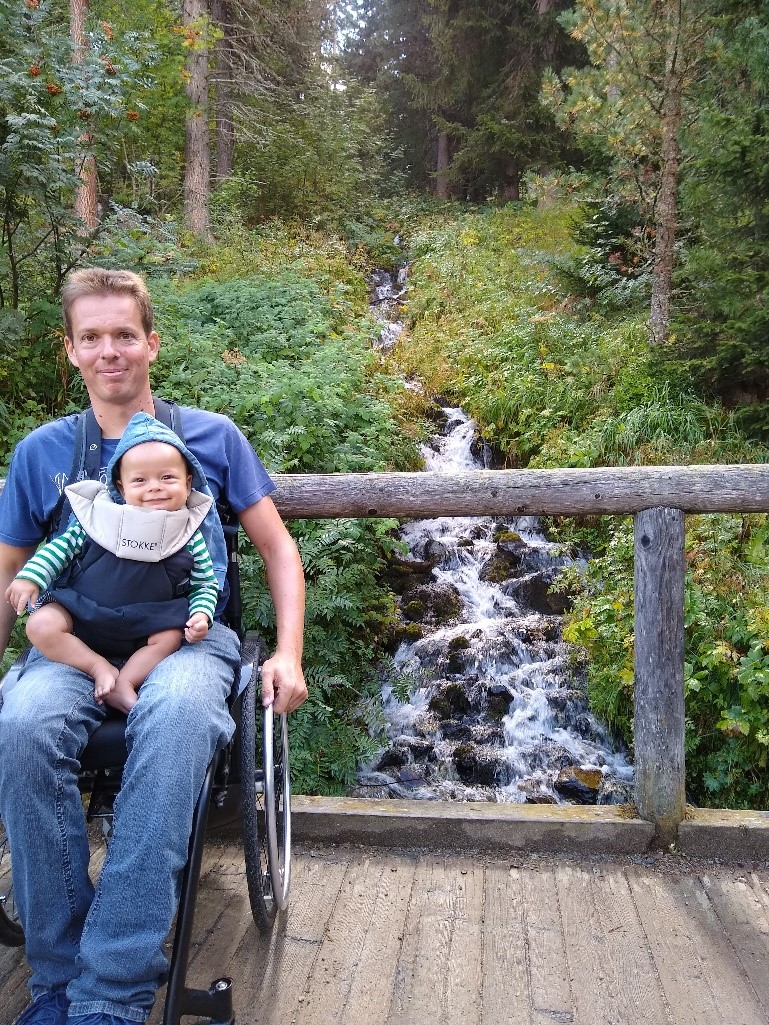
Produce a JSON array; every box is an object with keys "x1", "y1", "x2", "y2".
[{"x1": 0, "y1": 406, "x2": 276, "y2": 618}]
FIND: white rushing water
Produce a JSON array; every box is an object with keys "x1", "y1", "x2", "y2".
[{"x1": 359, "y1": 406, "x2": 633, "y2": 804}]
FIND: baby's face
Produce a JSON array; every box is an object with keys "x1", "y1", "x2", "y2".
[{"x1": 116, "y1": 442, "x2": 192, "y2": 512}]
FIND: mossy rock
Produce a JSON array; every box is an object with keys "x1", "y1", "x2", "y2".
[
  {"x1": 493, "y1": 530, "x2": 522, "y2": 544},
  {"x1": 429, "y1": 681, "x2": 471, "y2": 719},
  {"x1": 448, "y1": 635, "x2": 470, "y2": 651}
]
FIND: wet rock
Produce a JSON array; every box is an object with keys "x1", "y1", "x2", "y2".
[
  {"x1": 546, "y1": 688, "x2": 585, "y2": 712},
  {"x1": 502, "y1": 571, "x2": 573, "y2": 615},
  {"x1": 401, "y1": 582, "x2": 462, "y2": 624},
  {"x1": 448, "y1": 635, "x2": 470, "y2": 651},
  {"x1": 446, "y1": 644, "x2": 469, "y2": 674},
  {"x1": 529, "y1": 738, "x2": 576, "y2": 772},
  {"x1": 383, "y1": 556, "x2": 435, "y2": 595},
  {"x1": 440, "y1": 720, "x2": 474, "y2": 742},
  {"x1": 515, "y1": 614, "x2": 560, "y2": 643},
  {"x1": 453, "y1": 743, "x2": 500, "y2": 787},
  {"x1": 479, "y1": 549, "x2": 525, "y2": 584},
  {"x1": 487, "y1": 683, "x2": 514, "y2": 718},
  {"x1": 376, "y1": 746, "x2": 410, "y2": 771},
  {"x1": 470, "y1": 723, "x2": 505, "y2": 746},
  {"x1": 597, "y1": 777, "x2": 634, "y2": 805},
  {"x1": 554, "y1": 766, "x2": 603, "y2": 804},
  {"x1": 350, "y1": 771, "x2": 398, "y2": 799},
  {"x1": 386, "y1": 621, "x2": 424, "y2": 650},
  {"x1": 423, "y1": 539, "x2": 449, "y2": 563},
  {"x1": 429, "y1": 681, "x2": 472, "y2": 719},
  {"x1": 493, "y1": 529, "x2": 523, "y2": 544},
  {"x1": 517, "y1": 779, "x2": 558, "y2": 805},
  {"x1": 403, "y1": 598, "x2": 426, "y2": 622}
]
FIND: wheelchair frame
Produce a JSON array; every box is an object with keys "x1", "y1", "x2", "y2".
[{"x1": 0, "y1": 522, "x2": 292, "y2": 1025}]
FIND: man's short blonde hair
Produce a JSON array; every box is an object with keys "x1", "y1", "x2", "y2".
[{"x1": 61, "y1": 268, "x2": 155, "y2": 338}]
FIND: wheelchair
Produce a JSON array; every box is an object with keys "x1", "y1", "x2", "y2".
[{"x1": 0, "y1": 520, "x2": 292, "y2": 1025}]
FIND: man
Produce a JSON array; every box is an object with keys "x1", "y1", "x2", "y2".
[{"x1": 0, "y1": 268, "x2": 307, "y2": 1025}]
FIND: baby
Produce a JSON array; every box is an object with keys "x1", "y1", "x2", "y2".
[{"x1": 5, "y1": 416, "x2": 221, "y2": 714}]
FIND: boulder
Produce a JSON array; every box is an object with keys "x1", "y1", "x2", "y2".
[{"x1": 554, "y1": 765, "x2": 603, "y2": 804}]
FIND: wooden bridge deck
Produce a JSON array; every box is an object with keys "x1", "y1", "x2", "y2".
[{"x1": 3, "y1": 838, "x2": 769, "y2": 1025}]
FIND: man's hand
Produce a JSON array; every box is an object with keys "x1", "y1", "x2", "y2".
[
  {"x1": 184, "y1": 612, "x2": 210, "y2": 644},
  {"x1": 260, "y1": 650, "x2": 307, "y2": 715},
  {"x1": 5, "y1": 578, "x2": 39, "y2": 616}
]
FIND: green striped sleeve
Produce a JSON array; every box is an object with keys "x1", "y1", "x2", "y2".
[
  {"x1": 185, "y1": 532, "x2": 219, "y2": 624},
  {"x1": 16, "y1": 522, "x2": 86, "y2": 591}
]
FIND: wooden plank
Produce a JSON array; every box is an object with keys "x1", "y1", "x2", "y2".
[
  {"x1": 522, "y1": 866, "x2": 572, "y2": 1022},
  {"x1": 234, "y1": 849, "x2": 352, "y2": 1025},
  {"x1": 266, "y1": 465, "x2": 769, "y2": 519},
  {"x1": 700, "y1": 870, "x2": 769, "y2": 1017},
  {"x1": 443, "y1": 858, "x2": 484, "y2": 1025},
  {"x1": 592, "y1": 865, "x2": 670, "y2": 1024},
  {"x1": 627, "y1": 868, "x2": 765, "y2": 1025},
  {"x1": 388, "y1": 855, "x2": 468, "y2": 1025},
  {"x1": 634, "y1": 507, "x2": 686, "y2": 842},
  {"x1": 341, "y1": 853, "x2": 416, "y2": 1025},
  {"x1": 481, "y1": 862, "x2": 530, "y2": 1025},
  {"x1": 556, "y1": 862, "x2": 612, "y2": 1024},
  {"x1": 299, "y1": 856, "x2": 390, "y2": 1025},
  {"x1": 679, "y1": 874, "x2": 767, "y2": 1023}
]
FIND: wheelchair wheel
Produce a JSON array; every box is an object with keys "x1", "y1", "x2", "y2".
[
  {"x1": 0, "y1": 817, "x2": 24, "y2": 946},
  {"x1": 240, "y1": 674, "x2": 292, "y2": 934}
]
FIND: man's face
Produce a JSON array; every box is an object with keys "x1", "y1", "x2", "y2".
[{"x1": 64, "y1": 293, "x2": 159, "y2": 407}]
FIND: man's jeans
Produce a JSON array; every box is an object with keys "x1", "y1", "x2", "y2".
[{"x1": 0, "y1": 623, "x2": 240, "y2": 1023}]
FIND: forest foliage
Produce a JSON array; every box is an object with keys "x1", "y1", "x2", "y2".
[{"x1": 1, "y1": 0, "x2": 769, "y2": 804}]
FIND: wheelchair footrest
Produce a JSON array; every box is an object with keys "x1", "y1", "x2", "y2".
[{"x1": 179, "y1": 977, "x2": 233, "y2": 1022}]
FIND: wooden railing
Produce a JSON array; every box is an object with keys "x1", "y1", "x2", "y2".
[
  {"x1": 5, "y1": 463, "x2": 769, "y2": 842},
  {"x1": 270, "y1": 465, "x2": 769, "y2": 844}
]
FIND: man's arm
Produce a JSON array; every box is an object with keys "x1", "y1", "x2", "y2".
[
  {"x1": 0, "y1": 542, "x2": 36, "y2": 660},
  {"x1": 238, "y1": 497, "x2": 307, "y2": 716}
]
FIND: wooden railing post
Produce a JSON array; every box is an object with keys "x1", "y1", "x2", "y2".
[{"x1": 633, "y1": 506, "x2": 686, "y2": 844}]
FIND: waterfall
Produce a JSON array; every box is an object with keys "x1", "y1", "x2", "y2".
[{"x1": 357, "y1": 405, "x2": 634, "y2": 805}]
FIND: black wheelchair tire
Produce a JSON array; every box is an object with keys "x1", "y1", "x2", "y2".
[
  {"x1": 0, "y1": 818, "x2": 24, "y2": 947},
  {"x1": 240, "y1": 672, "x2": 277, "y2": 934}
]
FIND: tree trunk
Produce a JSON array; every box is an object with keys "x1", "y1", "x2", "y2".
[
  {"x1": 183, "y1": 0, "x2": 212, "y2": 239},
  {"x1": 649, "y1": 0, "x2": 684, "y2": 346},
  {"x1": 435, "y1": 130, "x2": 450, "y2": 199},
  {"x1": 70, "y1": 0, "x2": 99, "y2": 231},
  {"x1": 502, "y1": 158, "x2": 520, "y2": 201},
  {"x1": 211, "y1": 0, "x2": 235, "y2": 186}
]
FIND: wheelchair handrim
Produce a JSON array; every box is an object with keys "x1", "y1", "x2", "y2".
[{"x1": 263, "y1": 706, "x2": 291, "y2": 911}]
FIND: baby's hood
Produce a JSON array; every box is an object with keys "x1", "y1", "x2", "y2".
[{"x1": 105, "y1": 412, "x2": 227, "y2": 587}]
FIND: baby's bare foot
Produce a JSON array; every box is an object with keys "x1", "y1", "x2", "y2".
[
  {"x1": 91, "y1": 661, "x2": 119, "y2": 704},
  {"x1": 105, "y1": 678, "x2": 139, "y2": 715}
]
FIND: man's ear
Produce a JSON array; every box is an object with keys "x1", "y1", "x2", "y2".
[
  {"x1": 64, "y1": 336, "x2": 79, "y2": 368},
  {"x1": 148, "y1": 330, "x2": 160, "y2": 363}
]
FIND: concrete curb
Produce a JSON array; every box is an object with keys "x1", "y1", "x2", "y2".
[
  {"x1": 678, "y1": 807, "x2": 769, "y2": 861},
  {"x1": 211, "y1": 797, "x2": 769, "y2": 861},
  {"x1": 291, "y1": 796, "x2": 655, "y2": 856}
]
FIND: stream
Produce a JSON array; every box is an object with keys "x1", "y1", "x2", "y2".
[{"x1": 356, "y1": 270, "x2": 634, "y2": 805}]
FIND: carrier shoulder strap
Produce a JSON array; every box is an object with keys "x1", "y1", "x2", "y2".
[{"x1": 48, "y1": 397, "x2": 185, "y2": 539}]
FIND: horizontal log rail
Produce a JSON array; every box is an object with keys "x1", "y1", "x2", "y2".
[
  {"x1": 3, "y1": 462, "x2": 767, "y2": 844},
  {"x1": 270, "y1": 464, "x2": 769, "y2": 518}
]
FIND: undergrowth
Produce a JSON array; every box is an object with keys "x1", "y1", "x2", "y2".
[{"x1": 394, "y1": 199, "x2": 769, "y2": 809}]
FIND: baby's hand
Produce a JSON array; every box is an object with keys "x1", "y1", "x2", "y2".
[
  {"x1": 5, "y1": 579, "x2": 39, "y2": 616},
  {"x1": 185, "y1": 613, "x2": 210, "y2": 644}
]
